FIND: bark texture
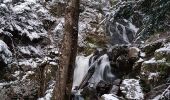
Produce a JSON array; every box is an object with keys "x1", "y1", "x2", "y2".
[{"x1": 52, "y1": 0, "x2": 80, "y2": 100}]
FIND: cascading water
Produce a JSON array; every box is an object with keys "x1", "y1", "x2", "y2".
[
  {"x1": 72, "y1": 53, "x2": 115, "y2": 99},
  {"x1": 72, "y1": 54, "x2": 93, "y2": 93},
  {"x1": 88, "y1": 54, "x2": 115, "y2": 87}
]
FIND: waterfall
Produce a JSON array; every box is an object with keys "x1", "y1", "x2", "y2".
[
  {"x1": 88, "y1": 54, "x2": 115, "y2": 87},
  {"x1": 72, "y1": 54, "x2": 93, "y2": 93},
  {"x1": 72, "y1": 53, "x2": 115, "y2": 94}
]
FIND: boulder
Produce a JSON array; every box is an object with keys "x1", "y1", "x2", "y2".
[
  {"x1": 142, "y1": 40, "x2": 163, "y2": 56},
  {"x1": 128, "y1": 47, "x2": 140, "y2": 59},
  {"x1": 155, "y1": 44, "x2": 170, "y2": 61},
  {"x1": 120, "y1": 79, "x2": 144, "y2": 100},
  {"x1": 96, "y1": 80, "x2": 112, "y2": 96}
]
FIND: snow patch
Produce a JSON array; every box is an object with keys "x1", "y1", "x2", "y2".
[
  {"x1": 0, "y1": 40, "x2": 12, "y2": 64},
  {"x1": 102, "y1": 94, "x2": 119, "y2": 100},
  {"x1": 120, "y1": 79, "x2": 144, "y2": 100}
]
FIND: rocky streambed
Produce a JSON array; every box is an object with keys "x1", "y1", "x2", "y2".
[{"x1": 72, "y1": 34, "x2": 170, "y2": 100}]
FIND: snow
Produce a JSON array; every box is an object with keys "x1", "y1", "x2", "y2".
[
  {"x1": 49, "y1": 62, "x2": 57, "y2": 65},
  {"x1": 52, "y1": 18, "x2": 64, "y2": 33},
  {"x1": 155, "y1": 43, "x2": 170, "y2": 53},
  {"x1": 137, "y1": 58, "x2": 144, "y2": 63},
  {"x1": 143, "y1": 58, "x2": 166, "y2": 64},
  {"x1": 22, "y1": 71, "x2": 34, "y2": 81},
  {"x1": 143, "y1": 58, "x2": 156, "y2": 64},
  {"x1": 19, "y1": 46, "x2": 42, "y2": 55},
  {"x1": 38, "y1": 81, "x2": 55, "y2": 100},
  {"x1": 102, "y1": 94, "x2": 119, "y2": 100},
  {"x1": 3, "y1": 0, "x2": 12, "y2": 3},
  {"x1": 129, "y1": 22, "x2": 139, "y2": 33},
  {"x1": 19, "y1": 59, "x2": 38, "y2": 68},
  {"x1": 0, "y1": 40, "x2": 12, "y2": 64},
  {"x1": 148, "y1": 72, "x2": 159, "y2": 80},
  {"x1": 140, "y1": 52, "x2": 146, "y2": 57},
  {"x1": 120, "y1": 79, "x2": 144, "y2": 100},
  {"x1": 13, "y1": 3, "x2": 31, "y2": 13},
  {"x1": 153, "y1": 95, "x2": 161, "y2": 100}
]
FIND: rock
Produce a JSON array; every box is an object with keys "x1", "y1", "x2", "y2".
[
  {"x1": 128, "y1": 47, "x2": 140, "y2": 59},
  {"x1": 141, "y1": 58, "x2": 170, "y2": 87},
  {"x1": 155, "y1": 43, "x2": 170, "y2": 61},
  {"x1": 159, "y1": 85, "x2": 170, "y2": 100},
  {"x1": 120, "y1": 79, "x2": 144, "y2": 100},
  {"x1": 109, "y1": 79, "x2": 121, "y2": 95},
  {"x1": 144, "y1": 83, "x2": 170, "y2": 99},
  {"x1": 129, "y1": 58, "x2": 144, "y2": 78},
  {"x1": 109, "y1": 85, "x2": 119, "y2": 95},
  {"x1": 116, "y1": 55, "x2": 132, "y2": 76},
  {"x1": 142, "y1": 40, "x2": 163, "y2": 56},
  {"x1": 113, "y1": 79, "x2": 121, "y2": 86},
  {"x1": 96, "y1": 80, "x2": 112, "y2": 96},
  {"x1": 111, "y1": 45, "x2": 128, "y2": 62}
]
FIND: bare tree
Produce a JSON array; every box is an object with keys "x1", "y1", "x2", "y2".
[{"x1": 52, "y1": 0, "x2": 80, "y2": 100}]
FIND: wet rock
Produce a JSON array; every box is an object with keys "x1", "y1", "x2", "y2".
[
  {"x1": 109, "y1": 79, "x2": 121, "y2": 95},
  {"x1": 96, "y1": 80, "x2": 112, "y2": 96},
  {"x1": 116, "y1": 55, "x2": 132, "y2": 76},
  {"x1": 120, "y1": 79, "x2": 144, "y2": 100},
  {"x1": 109, "y1": 85, "x2": 119, "y2": 95},
  {"x1": 110, "y1": 45, "x2": 128, "y2": 62},
  {"x1": 81, "y1": 86, "x2": 98, "y2": 100}
]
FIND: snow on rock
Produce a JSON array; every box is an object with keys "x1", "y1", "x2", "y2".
[
  {"x1": 19, "y1": 59, "x2": 38, "y2": 68},
  {"x1": 148, "y1": 72, "x2": 159, "y2": 80},
  {"x1": 0, "y1": 0, "x2": 54, "y2": 41},
  {"x1": 120, "y1": 79, "x2": 144, "y2": 100},
  {"x1": 38, "y1": 81, "x2": 55, "y2": 100},
  {"x1": 101, "y1": 94, "x2": 119, "y2": 100},
  {"x1": 0, "y1": 40, "x2": 12, "y2": 64},
  {"x1": 156, "y1": 43, "x2": 170, "y2": 53}
]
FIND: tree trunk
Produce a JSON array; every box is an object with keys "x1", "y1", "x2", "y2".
[{"x1": 52, "y1": 0, "x2": 80, "y2": 100}]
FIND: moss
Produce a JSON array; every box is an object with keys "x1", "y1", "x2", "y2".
[
  {"x1": 85, "y1": 35, "x2": 107, "y2": 47},
  {"x1": 85, "y1": 34, "x2": 108, "y2": 47},
  {"x1": 79, "y1": 33, "x2": 108, "y2": 55},
  {"x1": 143, "y1": 41, "x2": 163, "y2": 56},
  {"x1": 139, "y1": 79, "x2": 151, "y2": 93},
  {"x1": 155, "y1": 51, "x2": 170, "y2": 61}
]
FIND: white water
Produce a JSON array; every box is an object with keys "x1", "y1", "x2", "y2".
[
  {"x1": 72, "y1": 54, "x2": 93, "y2": 93},
  {"x1": 72, "y1": 54, "x2": 115, "y2": 93}
]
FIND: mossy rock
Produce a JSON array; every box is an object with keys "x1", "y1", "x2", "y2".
[
  {"x1": 85, "y1": 33, "x2": 108, "y2": 48},
  {"x1": 141, "y1": 59, "x2": 170, "y2": 73},
  {"x1": 141, "y1": 59, "x2": 170, "y2": 88},
  {"x1": 154, "y1": 49, "x2": 170, "y2": 61},
  {"x1": 142, "y1": 41, "x2": 163, "y2": 56}
]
